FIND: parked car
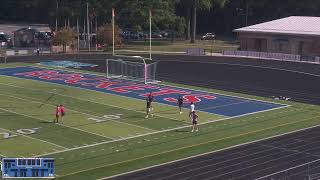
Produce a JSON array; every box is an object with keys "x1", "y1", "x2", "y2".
[
  {"x1": 201, "y1": 33, "x2": 215, "y2": 40},
  {"x1": 0, "y1": 32, "x2": 12, "y2": 47}
]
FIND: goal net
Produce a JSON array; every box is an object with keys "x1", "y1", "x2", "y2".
[{"x1": 106, "y1": 56, "x2": 158, "y2": 84}]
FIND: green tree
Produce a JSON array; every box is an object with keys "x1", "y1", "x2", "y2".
[
  {"x1": 97, "y1": 23, "x2": 122, "y2": 46},
  {"x1": 178, "y1": 0, "x2": 227, "y2": 43},
  {"x1": 52, "y1": 27, "x2": 76, "y2": 52}
]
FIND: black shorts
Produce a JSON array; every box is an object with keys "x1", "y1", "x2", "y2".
[
  {"x1": 192, "y1": 120, "x2": 197, "y2": 125},
  {"x1": 61, "y1": 112, "x2": 65, "y2": 116},
  {"x1": 178, "y1": 103, "x2": 183, "y2": 107}
]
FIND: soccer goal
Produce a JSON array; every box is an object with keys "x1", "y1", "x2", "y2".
[{"x1": 106, "y1": 55, "x2": 158, "y2": 84}]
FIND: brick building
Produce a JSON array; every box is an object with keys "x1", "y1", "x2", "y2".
[{"x1": 234, "y1": 16, "x2": 320, "y2": 55}]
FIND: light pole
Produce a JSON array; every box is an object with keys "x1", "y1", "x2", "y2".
[{"x1": 55, "y1": 0, "x2": 59, "y2": 31}]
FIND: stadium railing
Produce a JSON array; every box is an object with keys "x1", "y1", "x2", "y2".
[{"x1": 223, "y1": 50, "x2": 303, "y2": 62}]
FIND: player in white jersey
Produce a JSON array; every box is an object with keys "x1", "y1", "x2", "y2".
[{"x1": 189, "y1": 102, "x2": 195, "y2": 119}]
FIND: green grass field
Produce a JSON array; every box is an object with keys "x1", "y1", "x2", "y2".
[{"x1": 0, "y1": 63, "x2": 320, "y2": 180}]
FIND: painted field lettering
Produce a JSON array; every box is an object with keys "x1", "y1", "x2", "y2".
[
  {"x1": 0, "y1": 132, "x2": 18, "y2": 139},
  {"x1": 88, "y1": 114, "x2": 123, "y2": 123}
]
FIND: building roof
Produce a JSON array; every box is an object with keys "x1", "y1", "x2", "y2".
[
  {"x1": 234, "y1": 16, "x2": 320, "y2": 36},
  {"x1": 0, "y1": 23, "x2": 51, "y2": 35}
]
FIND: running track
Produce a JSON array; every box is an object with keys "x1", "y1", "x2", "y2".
[
  {"x1": 5, "y1": 54, "x2": 320, "y2": 179},
  {"x1": 107, "y1": 126, "x2": 320, "y2": 180}
]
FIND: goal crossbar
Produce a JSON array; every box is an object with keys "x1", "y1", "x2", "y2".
[{"x1": 106, "y1": 56, "x2": 158, "y2": 84}]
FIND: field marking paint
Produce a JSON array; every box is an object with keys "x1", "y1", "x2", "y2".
[
  {"x1": 42, "y1": 64, "x2": 287, "y2": 108},
  {"x1": 254, "y1": 158, "x2": 320, "y2": 180},
  {"x1": 0, "y1": 92, "x2": 156, "y2": 133},
  {"x1": 18, "y1": 66, "x2": 286, "y2": 116},
  {"x1": 0, "y1": 104, "x2": 114, "y2": 141},
  {"x1": 163, "y1": 82, "x2": 288, "y2": 107},
  {"x1": 0, "y1": 126, "x2": 67, "y2": 150},
  {"x1": 0, "y1": 153, "x2": 6, "y2": 157},
  {"x1": 0, "y1": 81, "x2": 185, "y2": 122},
  {"x1": 97, "y1": 118, "x2": 320, "y2": 180},
  {"x1": 36, "y1": 105, "x2": 288, "y2": 157},
  {"x1": 58, "y1": 116, "x2": 320, "y2": 179},
  {"x1": 198, "y1": 100, "x2": 252, "y2": 111}
]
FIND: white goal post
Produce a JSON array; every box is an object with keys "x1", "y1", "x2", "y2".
[{"x1": 106, "y1": 55, "x2": 158, "y2": 84}]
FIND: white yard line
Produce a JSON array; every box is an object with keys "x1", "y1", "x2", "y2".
[
  {"x1": 0, "y1": 81, "x2": 184, "y2": 122},
  {"x1": 0, "y1": 106, "x2": 114, "y2": 141},
  {"x1": 0, "y1": 126, "x2": 67, "y2": 150},
  {"x1": 35, "y1": 105, "x2": 289, "y2": 157},
  {"x1": 0, "y1": 92, "x2": 156, "y2": 133},
  {"x1": 99, "y1": 123, "x2": 320, "y2": 180}
]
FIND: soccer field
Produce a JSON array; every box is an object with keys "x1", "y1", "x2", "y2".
[{"x1": 0, "y1": 63, "x2": 320, "y2": 180}]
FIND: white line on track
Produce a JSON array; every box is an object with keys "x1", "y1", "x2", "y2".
[
  {"x1": 0, "y1": 92, "x2": 156, "y2": 133},
  {"x1": 0, "y1": 104, "x2": 114, "y2": 141},
  {"x1": 131, "y1": 146, "x2": 279, "y2": 180},
  {"x1": 0, "y1": 126, "x2": 67, "y2": 150},
  {"x1": 254, "y1": 158, "x2": 320, "y2": 180},
  {"x1": 99, "y1": 123, "x2": 320, "y2": 180},
  {"x1": 158, "y1": 149, "x2": 293, "y2": 180},
  {"x1": 162, "y1": 59, "x2": 320, "y2": 79},
  {"x1": 200, "y1": 154, "x2": 311, "y2": 180}
]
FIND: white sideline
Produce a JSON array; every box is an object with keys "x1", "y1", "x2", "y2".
[
  {"x1": 0, "y1": 92, "x2": 156, "y2": 133},
  {"x1": 29, "y1": 66, "x2": 286, "y2": 116},
  {"x1": 0, "y1": 81, "x2": 183, "y2": 122},
  {"x1": 99, "y1": 123, "x2": 320, "y2": 180},
  {"x1": 35, "y1": 105, "x2": 288, "y2": 157},
  {"x1": 0, "y1": 103, "x2": 113, "y2": 141},
  {"x1": 0, "y1": 126, "x2": 67, "y2": 150}
]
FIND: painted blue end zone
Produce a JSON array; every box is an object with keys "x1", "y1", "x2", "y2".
[{"x1": 0, "y1": 67, "x2": 287, "y2": 117}]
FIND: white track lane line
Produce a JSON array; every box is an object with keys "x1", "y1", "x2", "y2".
[{"x1": 100, "y1": 123, "x2": 320, "y2": 180}]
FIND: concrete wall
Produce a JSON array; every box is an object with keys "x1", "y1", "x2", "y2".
[{"x1": 238, "y1": 32, "x2": 320, "y2": 55}]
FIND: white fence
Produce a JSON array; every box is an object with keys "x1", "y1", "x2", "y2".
[
  {"x1": 186, "y1": 48, "x2": 205, "y2": 56},
  {"x1": 223, "y1": 50, "x2": 301, "y2": 62}
]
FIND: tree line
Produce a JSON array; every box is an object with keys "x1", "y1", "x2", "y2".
[{"x1": 1, "y1": 0, "x2": 320, "y2": 42}]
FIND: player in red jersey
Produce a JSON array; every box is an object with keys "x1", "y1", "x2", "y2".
[
  {"x1": 55, "y1": 105, "x2": 61, "y2": 123},
  {"x1": 60, "y1": 104, "x2": 65, "y2": 123}
]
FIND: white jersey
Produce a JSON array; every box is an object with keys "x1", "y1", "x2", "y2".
[{"x1": 190, "y1": 104, "x2": 195, "y2": 112}]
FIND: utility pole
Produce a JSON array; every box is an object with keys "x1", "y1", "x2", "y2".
[
  {"x1": 245, "y1": 0, "x2": 249, "y2": 26},
  {"x1": 87, "y1": 2, "x2": 91, "y2": 51},
  {"x1": 77, "y1": 18, "x2": 80, "y2": 52},
  {"x1": 55, "y1": 0, "x2": 58, "y2": 31},
  {"x1": 149, "y1": 9, "x2": 152, "y2": 60},
  {"x1": 112, "y1": 8, "x2": 115, "y2": 56},
  {"x1": 95, "y1": 16, "x2": 98, "y2": 51}
]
